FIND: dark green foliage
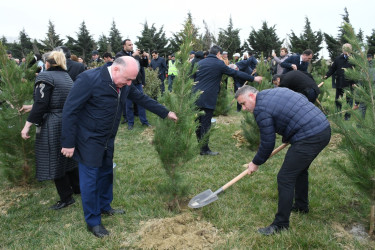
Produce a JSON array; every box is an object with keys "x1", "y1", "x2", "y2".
[
  {"x1": 247, "y1": 21, "x2": 283, "y2": 58},
  {"x1": 289, "y1": 17, "x2": 323, "y2": 61},
  {"x1": 153, "y1": 24, "x2": 201, "y2": 209},
  {"x1": 135, "y1": 22, "x2": 170, "y2": 56},
  {"x1": 213, "y1": 80, "x2": 230, "y2": 116},
  {"x1": 367, "y1": 29, "x2": 375, "y2": 56},
  {"x1": 64, "y1": 21, "x2": 96, "y2": 62},
  {"x1": 144, "y1": 68, "x2": 161, "y2": 99},
  {"x1": 108, "y1": 20, "x2": 123, "y2": 54},
  {"x1": 240, "y1": 112, "x2": 259, "y2": 151},
  {"x1": 40, "y1": 20, "x2": 64, "y2": 51},
  {"x1": 332, "y1": 23, "x2": 375, "y2": 227},
  {"x1": 217, "y1": 17, "x2": 241, "y2": 60},
  {"x1": 0, "y1": 43, "x2": 35, "y2": 184},
  {"x1": 169, "y1": 12, "x2": 201, "y2": 53}
]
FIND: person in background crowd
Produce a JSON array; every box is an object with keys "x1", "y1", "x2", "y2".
[
  {"x1": 323, "y1": 43, "x2": 354, "y2": 120},
  {"x1": 55, "y1": 46, "x2": 85, "y2": 81},
  {"x1": 281, "y1": 49, "x2": 313, "y2": 74},
  {"x1": 21, "y1": 50, "x2": 80, "y2": 210},
  {"x1": 235, "y1": 85, "x2": 331, "y2": 236},
  {"x1": 167, "y1": 54, "x2": 178, "y2": 92},
  {"x1": 150, "y1": 50, "x2": 167, "y2": 94},
  {"x1": 193, "y1": 45, "x2": 262, "y2": 156},
  {"x1": 272, "y1": 48, "x2": 289, "y2": 75}
]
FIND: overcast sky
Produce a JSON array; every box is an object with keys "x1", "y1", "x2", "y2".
[{"x1": 1, "y1": 0, "x2": 374, "y2": 58}]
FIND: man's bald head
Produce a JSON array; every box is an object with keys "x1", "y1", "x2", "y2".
[{"x1": 111, "y1": 56, "x2": 139, "y2": 88}]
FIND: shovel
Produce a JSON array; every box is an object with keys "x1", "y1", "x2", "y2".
[{"x1": 188, "y1": 143, "x2": 289, "y2": 209}]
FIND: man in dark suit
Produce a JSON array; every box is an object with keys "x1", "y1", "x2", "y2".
[
  {"x1": 193, "y1": 45, "x2": 262, "y2": 155},
  {"x1": 281, "y1": 49, "x2": 313, "y2": 74},
  {"x1": 55, "y1": 46, "x2": 85, "y2": 81},
  {"x1": 61, "y1": 56, "x2": 178, "y2": 238}
]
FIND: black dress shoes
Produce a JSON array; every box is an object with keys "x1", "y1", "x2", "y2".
[
  {"x1": 291, "y1": 205, "x2": 309, "y2": 214},
  {"x1": 49, "y1": 197, "x2": 75, "y2": 210},
  {"x1": 258, "y1": 224, "x2": 287, "y2": 236},
  {"x1": 200, "y1": 150, "x2": 219, "y2": 156},
  {"x1": 102, "y1": 208, "x2": 125, "y2": 216},
  {"x1": 87, "y1": 224, "x2": 109, "y2": 238}
]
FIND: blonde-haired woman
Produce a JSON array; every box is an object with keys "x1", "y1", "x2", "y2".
[{"x1": 21, "y1": 50, "x2": 79, "y2": 210}]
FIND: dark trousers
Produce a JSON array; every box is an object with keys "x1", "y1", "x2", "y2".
[
  {"x1": 196, "y1": 108, "x2": 214, "y2": 152},
  {"x1": 272, "y1": 127, "x2": 331, "y2": 228},
  {"x1": 78, "y1": 151, "x2": 113, "y2": 227},
  {"x1": 54, "y1": 168, "x2": 80, "y2": 202},
  {"x1": 126, "y1": 84, "x2": 148, "y2": 125},
  {"x1": 335, "y1": 87, "x2": 353, "y2": 120}
]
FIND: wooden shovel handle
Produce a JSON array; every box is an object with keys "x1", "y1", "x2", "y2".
[
  {"x1": 224, "y1": 143, "x2": 289, "y2": 191},
  {"x1": 222, "y1": 169, "x2": 249, "y2": 191}
]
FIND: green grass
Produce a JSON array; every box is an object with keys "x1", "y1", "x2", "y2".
[{"x1": 0, "y1": 87, "x2": 374, "y2": 249}]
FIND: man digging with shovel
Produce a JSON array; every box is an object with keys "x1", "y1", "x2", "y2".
[{"x1": 235, "y1": 85, "x2": 331, "y2": 235}]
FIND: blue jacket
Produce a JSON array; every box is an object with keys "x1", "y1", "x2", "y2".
[
  {"x1": 193, "y1": 54, "x2": 255, "y2": 109},
  {"x1": 252, "y1": 87, "x2": 330, "y2": 166},
  {"x1": 280, "y1": 54, "x2": 308, "y2": 74},
  {"x1": 61, "y1": 65, "x2": 169, "y2": 167},
  {"x1": 150, "y1": 56, "x2": 167, "y2": 81}
]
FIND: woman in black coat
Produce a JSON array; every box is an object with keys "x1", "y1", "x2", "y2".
[{"x1": 21, "y1": 50, "x2": 79, "y2": 210}]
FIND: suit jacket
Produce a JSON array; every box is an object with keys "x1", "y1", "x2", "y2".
[
  {"x1": 193, "y1": 54, "x2": 255, "y2": 109},
  {"x1": 61, "y1": 65, "x2": 169, "y2": 167},
  {"x1": 281, "y1": 54, "x2": 308, "y2": 74},
  {"x1": 66, "y1": 59, "x2": 85, "y2": 81}
]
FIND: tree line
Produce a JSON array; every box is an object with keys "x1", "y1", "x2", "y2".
[{"x1": 1, "y1": 8, "x2": 375, "y2": 64}]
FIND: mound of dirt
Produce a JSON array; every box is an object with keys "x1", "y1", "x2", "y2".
[{"x1": 130, "y1": 213, "x2": 228, "y2": 249}]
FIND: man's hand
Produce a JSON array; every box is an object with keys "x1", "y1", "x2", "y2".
[
  {"x1": 291, "y1": 64, "x2": 297, "y2": 70},
  {"x1": 253, "y1": 76, "x2": 263, "y2": 83},
  {"x1": 167, "y1": 111, "x2": 178, "y2": 122},
  {"x1": 61, "y1": 148, "x2": 75, "y2": 158},
  {"x1": 247, "y1": 162, "x2": 259, "y2": 175}
]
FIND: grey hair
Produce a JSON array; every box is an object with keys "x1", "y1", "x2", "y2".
[
  {"x1": 113, "y1": 56, "x2": 140, "y2": 70},
  {"x1": 235, "y1": 85, "x2": 259, "y2": 99}
]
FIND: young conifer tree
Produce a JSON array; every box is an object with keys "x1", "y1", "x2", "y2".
[
  {"x1": 153, "y1": 23, "x2": 201, "y2": 210},
  {"x1": 332, "y1": 23, "x2": 375, "y2": 233},
  {"x1": 0, "y1": 43, "x2": 35, "y2": 184}
]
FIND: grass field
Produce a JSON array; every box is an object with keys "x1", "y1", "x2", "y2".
[{"x1": 1, "y1": 87, "x2": 374, "y2": 249}]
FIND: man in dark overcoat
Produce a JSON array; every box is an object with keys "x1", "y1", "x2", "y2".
[{"x1": 61, "y1": 56, "x2": 177, "y2": 238}]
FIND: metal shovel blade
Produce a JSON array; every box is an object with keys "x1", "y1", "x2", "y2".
[{"x1": 188, "y1": 189, "x2": 219, "y2": 208}]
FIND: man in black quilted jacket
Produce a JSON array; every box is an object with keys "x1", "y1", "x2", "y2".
[{"x1": 235, "y1": 86, "x2": 331, "y2": 236}]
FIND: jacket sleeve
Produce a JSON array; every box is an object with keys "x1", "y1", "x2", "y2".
[
  {"x1": 61, "y1": 73, "x2": 93, "y2": 148},
  {"x1": 222, "y1": 63, "x2": 254, "y2": 82},
  {"x1": 280, "y1": 56, "x2": 294, "y2": 70},
  {"x1": 252, "y1": 111, "x2": 276, "y2": 166},
  {"x1": 127, "y1": 84, "x2": 169, "y2": 118}
]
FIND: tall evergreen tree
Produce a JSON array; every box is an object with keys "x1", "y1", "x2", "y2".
[
  {"x1": 367, "y1": 29, "x2": 375, "y2": 56},
  {"x1": 170, "y1": 12, "x2": 200, "y2": 53},
  {"x1": 288, "y1": 17, "x2": 323, "y2": 61},
  {"x1": 97, "y1": 34, "x2": 109, "y2": 55},
  {"x1": 65, "y1": 21, "x2": 96, "y2": 62},
  {"x1": 135, "y1": 22, "x2": 170, "y2": 56},
  {"x1": 40, "y1": 20, "x2": 64, "y2": 51},
  {"x1": 247, "y1": 21, "x2": 283, "y2": 58},
  {"x1": 199, "y1": 20, "x2": 215, "y2": 52},
  {"x1": 108, "y1": 20, "x2": 122, "y2": 54},
  {"x1": 18, "y1": 29, "x2": 33, "y2": 58},
  {"x1": 217, "y1": 16, "x2": 241, "y2": 60}
]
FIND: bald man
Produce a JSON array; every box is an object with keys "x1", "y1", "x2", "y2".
[{"x1": 61, "y1": 56, "x2": 177, "y2": 237}]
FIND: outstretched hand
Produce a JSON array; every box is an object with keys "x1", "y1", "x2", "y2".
[{"x1": 167, "y1": 111, "x2": 178, "y2": 122}]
